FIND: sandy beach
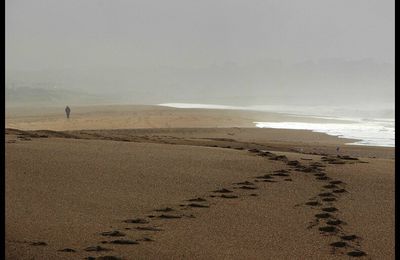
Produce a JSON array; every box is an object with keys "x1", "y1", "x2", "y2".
[{"x1": 5, "y1": 105, "x2": 394, "y2": 260}]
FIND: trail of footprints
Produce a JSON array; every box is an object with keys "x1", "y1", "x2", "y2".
[
  {"x1": 301, "y1": 156, "x2": 367, "y2": 258},
  {"x1": 29, "y1": 147, "x2": 367, "y2": 259}
]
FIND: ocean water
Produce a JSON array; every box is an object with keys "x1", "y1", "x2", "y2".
[{"x1": 159, "y1": 103, "x2": 395, "y2": 147}]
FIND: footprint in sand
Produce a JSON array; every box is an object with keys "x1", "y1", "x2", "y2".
[
  {"x1": 30, "y1": 241, "x2": 47, "y2": 246},
  {"x1": 85, "y1": 246, "x2": 112, "y2": 252},
  {"x1": 322, "y1": 207, "x2": 338, "y2": 213},
  {"x1": 86, "y1": 256, "x2": 123, "y2": 260},
  {"x1": 154, "y1": 207, "x2": 174, "y2": 212},
  {"x1": 255, "y1": 174, "x2": 274, "y2": 180},
  {"x1": 123, "y1": 218, "x2": 149, "y2": 224},
  {"x1": 100, "y1": 231, "x2": 126, "y2": 237},
  {"x1": 326, "y1": 219, "x2": 345, "y2": 226},
  {"x1": 330, "y1": 241, "x2": 347, "y2": 248},
  {"x1": 108, "y1": 240, "x2": 139, "y2": 245},
  {"x1": 136, "y1": 226, "x2": 163, "y2": 231},
  {"x1": 341, "y1": 235, "x2": 359, "y2": 241},
  {"x1": 213, "y1": 188, "x2": 233, "y2": 193},
  {"x1": 236, "y1": 185, "x2": 257, "y2": 190},
  {"x1": 187, "y1": 197, "x2": 207, "y2": 202},
  {"x1": 234, "y1": 181, "x2": 254, "y2": 185},
  {"x1": 318, "y1": 192, "x2": 335, "y2": 197},
  {"x1": 262, "y1": 180, "x2": 277, "y2": 183},
  {"x1": 347, "y1": 251, "x2": 367, "y2": 257},
  {"x1": 220, "y1": 194, "x2": 238, "y2": 199},
  {"x1": 305, "y1": 201, "x2": 321, "y2": 206},
  {"x1": 187, "y1": 203, "x2": 209, "y2": 208},
  {"x1": 58, "y1": 248, "x2": 76, "y2": 252},
  {"x1": 272, "y1": 172, "x2": 290, "y2": 177},
  {"x1": 315, "y1": 213, "x2": 332, "y2": 219},
  {"x1": 322, "y1": 197, "x2": 336, "y2": 202},
  {"x1": 323, "y1": 184, "x2": 338, "y2": 189},
  {"x1": 330, "y1": 180, "x2": 345, "y2": 185},
  {"x1": 318, "y1": 226, "x2": 338, "y2": 233},
  {"x1": 333, "y1": 189, "x2": 347, "y2": 193},
  {"x1": 158, "y1": 214, "x2": 182, "y2": 219}
]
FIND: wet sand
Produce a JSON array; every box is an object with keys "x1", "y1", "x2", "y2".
[{"x1": 5, "y1": 105, "x2": 394, "y2": 259}]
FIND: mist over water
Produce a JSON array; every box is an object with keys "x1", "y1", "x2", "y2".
[{"x1": 6, "y1": 0, "x2": 394, "y2": 147}]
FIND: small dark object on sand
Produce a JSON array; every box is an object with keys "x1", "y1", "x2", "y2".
[
  {"x1": 310, "y1": 162, "x2": 325, "y2": 167},
  {"x1": 322, "y1": 197, "x2": 336, "y2": 202},
  {"x1": 257, "y1": 151, "x2": 273, "y2": 157},
  {"x1": 329, "y1": 160, "x2": 346, "y2": 165},
  {"x1": 287, "y1": 160, "x2": 300, "y2": 166},
  {"x1": 269, "y1": 155, "x2": 288, "y2": 161},
  {"x1": 338, "y1": 155, "x2": 359, "y2": 160}
]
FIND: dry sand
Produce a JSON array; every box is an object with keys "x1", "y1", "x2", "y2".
[{"x1": 5, "y1": 105, "x2": 394, "y2": 259}]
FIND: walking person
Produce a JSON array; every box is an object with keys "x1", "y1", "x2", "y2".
[{"x1": 65, "y1": 106, "x2": 71, "y2": 119}]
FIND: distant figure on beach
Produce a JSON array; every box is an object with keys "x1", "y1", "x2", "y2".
[
  {"x1": 336, "y1": 146, "x2": 340, "y2": 154},
  {"x1": 65, "y1": 106, "x2": 71, "y2": 119}
]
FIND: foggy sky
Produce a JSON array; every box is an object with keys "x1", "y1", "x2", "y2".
[{"x1": 6, "y1": 0, "x2": 394, "y2": 71}]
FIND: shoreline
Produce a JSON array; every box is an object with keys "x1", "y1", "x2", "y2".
[{"x1": 6, "y1": 104, "x2": 394, "y2": 148}]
